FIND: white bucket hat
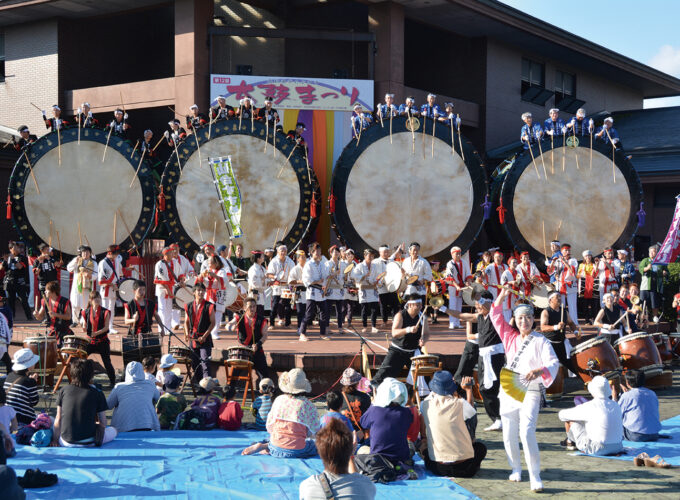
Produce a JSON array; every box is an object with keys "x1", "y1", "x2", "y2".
[
  {"x1": 373, "y1": 377, "x2": 408, "y2": 407},
  {"x1": 587, "y1": 375, "x2": 611, "y2": 399},
  {"x1": 159, "y1": 353, "x2": 177, "y2": 369},
  {"x1": 12, "y1": 348, "x2": 40, "y2": 371},
  {"x1": 279, "y1": 368, "x2": 312, "y2": 394}
]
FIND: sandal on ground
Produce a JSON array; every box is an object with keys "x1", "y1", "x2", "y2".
[
  {"x1": 18, "y1": 469, "x2": 58, "y2": 488},
  {"x1": 633, "y1": 452, "x2": 649, "y2": 466},
  {"x1": 644, "y1": 455, "x2": 671, "y2": 468}
]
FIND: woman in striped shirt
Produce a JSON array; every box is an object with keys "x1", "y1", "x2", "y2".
[{"x1": 3, "y1": 348, "x2": 40, "y2": 425}]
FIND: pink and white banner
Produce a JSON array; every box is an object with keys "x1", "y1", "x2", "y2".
[{"x1": 653, "y1": 195, "x2": 680, "y2": 264}]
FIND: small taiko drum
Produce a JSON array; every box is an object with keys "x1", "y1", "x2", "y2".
[
  {"x1": 429, "y1": 279, "x2": 446, "y2": 296},
  {"x1": 280, "y1": 287, "x2": 294, "y2": 300},
  {"x1": 614, "y1": 332, "x2": 663, "y2": 379},
  {"x1": 650, "y1": 332, "x2": 673, "y2": 367},
  {"x1": 61, "y1": 336, "x2": 90, "y2": 358},
  {"x1": 410, "y1": 354, "x2": 439, "y2": 370},
  {"x1": 669, "y1": 332, "x2": 680, "y2": 363},
  {"x1": 570, "y1": 336, "x2": 621, "y2": 383},
  {"x1": 226, "y1": 345, "x2": 254, "y2": 364},
  {"x1": 169, "y1": 346, "x2": 193, "y2": 364},
  {"x1": 23, "y1": 336, "x2": 58, "y2": 386},
  {"x1": 471, "y1": 369, "x2": 483, "y2": 403},
  {"x1": 546, "y1": 366, "x2": 565, "y2": 400}
]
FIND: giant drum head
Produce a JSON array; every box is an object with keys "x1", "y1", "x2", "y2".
[
  {"x1": 495, "y1": 136, "x2": 642, "y2": 261},
  {"x1": 331, "y1": 117, "x2": 487, "y2": 262},
  {"x1": 8, "y1": 128, "x2": 156, "y2": 259},
  {"x1": 161, "y1": 121, "x2": 320, "y2": 255}
]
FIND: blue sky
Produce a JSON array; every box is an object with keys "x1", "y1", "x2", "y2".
[{"x1": 499, "y1": 0, "x2": 680, "y2": 108}]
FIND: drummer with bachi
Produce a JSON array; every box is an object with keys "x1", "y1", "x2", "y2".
[
  {"x1": 444, "y1": 246, "x2": 472, "y2": 330},
  {"x1": 267, "y1": 243, "x2": 295, "y2": 328},
  {"x1": 12, "y1": 126, "x2": 37, "y2": 152},
  {"x1": 539, "y1": 291, "x2": 580, "y2": 372},
  {"x1": 352, "y1": 249, "x2": 382, "y2": 334},
  {"x1": 500, "y1": 258, "x2": 524, "y2": 323},
  {"x1": 398, "y1": 96, "x2": 419, "y2": 117},
  {"x1": 210, "y1": 95, "x2": 235, "y2": 122},
  {"x1": 105, "y1": 109, "x2": 130, "y2": 139},
  {"x1": 566, "y1": 108, "x2": 593, "y2": 136},
  {"x1": 298, "y1": 242, "x2": 330, "y2": 342},
  {"x1": 247, "y1": 250, "x2": 267, "y2": 317},
  {"x1": 343, "y1": 249, "x2": 359, "y2": 326},
  {"x1": 420, "y1": 93, "x2": 442, "y2": 120},
  {"x1": 351, "y1": 104, "x2": 372, "y2": 136},
  {"x1": 546, "y1": 244, "x2": 579, "y2": 327},
  {"x1": 484, "y1": 251, "x2": 507, "y2": 301},
  {"x1": 517, "y1": 252, "x2": 540, "y2": 298},
  {"x1": 226, "y1": 296, "x2": 270, "y2": 379},
  {"x1": 323, "y1": 246, "x2": 346, "y2": 333},
  {"x1": 42, "y1": 105, "x2": 68, "y2": 131},
  {"x1": 74, "y1": 102, "x2": 98, "y2": 129},
  {"x1": 374, "y1": 243, "x2": 402, "y2": 326},
  {"x1": 520, "y1": 112, "x2": 543, "y2": 149},
  {"x1": 376, "y1": 93, "x2": 398, "y2": 120},
  {"x1": 66, "y1": 246, "x2": 98, "y2": 326},
  {"x1": 288, "y1": 249, "x2": 308, "y2": 328},
  {"x1": 543, "y1": 108, "x2": 565, "y2": 137},
  {"x1": 400, "y1": 242, "x2": 432, "y2": 303}
]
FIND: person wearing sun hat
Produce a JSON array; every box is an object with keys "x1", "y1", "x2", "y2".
[
  {"x1": 3, "y1": 348, "x2": 41, "y2": 425},
  {"x1": 338, "y1": 368, "x2": 371, "y2": 432},
  {"x1": 419, "y1": 370, "x2": 486, "y2": 477},
  {"x1": 155, "y1": 353, "x2": 178, "y2": 386}
]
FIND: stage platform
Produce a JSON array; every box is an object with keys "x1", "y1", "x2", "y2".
[{"x1": 7, "y1": 312, "x2": 676, "y2": 393}]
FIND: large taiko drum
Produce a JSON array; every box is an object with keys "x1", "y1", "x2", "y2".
[
  {"x1": 489, "y1": 136, "x2": 642, "y2": 261},
  {"x1": 614, "y1": 332, "x2": 663, "y2": 379},
  {"x1": 330, "y1": 117, "x2": 487, "y2": 262},
  {"x1": 23, "y1": 336, "x2": 58, "y2": 387},
  {"x1": 8, "y1": 128, "x2": 156, "y2": 259},
  {"x1": 650, "y1": 332, "x2": 673, "y2": 367},
  {"x1": 570, "y1": 336, "x2": 621, "y2": 383},
  {"x1": 161, "y1": 121, "x2": 320, "y2": 255}
]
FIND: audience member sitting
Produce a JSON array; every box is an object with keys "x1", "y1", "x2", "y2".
[
  {"x1": 618, "y1": 370, "x2": 661, "y2": 442},
  {"x1": 405, "y1": 385, "x2": 421, "y2": 447},
  {"x1": 156, "y1": 354, "x2": 178, "y2": 389},
  {"x1": 142, "y1": 356, "x2": 158, "y2": 385},
  {"x1": 0, "y1": 387, "x2": 18, "y2": 436},
  {"x1": 338, "y1": 368, "x2": 371, "y2": 435},
  {"x1": 359, "y1": 378, "x2": 414, "y2": 477},
  {"x1": 107, "y1": 361, "x2": 160, "y2": 432},
  {"x1": 320, "y1": 391, "x2": 354, "y2": 432},
  {"x1": 419, "y1": 370, "x2": 487, "y2": 477},
  {"x1": 155, "y1": 373, "x2": 187, "y2": 430},
  {"x1": 3, "y1": 349, "x2": 40, "y2": 426},
  {"x1": 242, "y1": 369, "x2": 320, "y2": 458},
  {"x1": 50, "y1": 358, "x2": 117, "y2": 447},
  {"x1": 251, "y1": 378, "x2": 275, "y2": 430},
  {"x1": 191, "y1": 378, "x2": 222, "y2": 429},
  {"x1": 218, "y1": 386, "x2": 243, "y2": 431},
  {"x1": 558, "y1": 375, "x2": 623, "y2": 455},
  {"x1": 0, "y1": 422, "x2": 16, "y2": 459},
  {"x1": 299, "y1": 418, "x2": 376, "y2": 500}
]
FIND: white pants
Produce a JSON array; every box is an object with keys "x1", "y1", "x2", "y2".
[
  {"x1": 157, "y1": 295, "x2": 174, "y2": 334},
  {"x1": 172, "y1": 309, "x2": 181, "y2": 328},
  {"x1": 448, "y1": 292, "x2": 462, "y2": 327},
  {"x1": 501, "y1": 390, "x2": 542, "y2": 488},
  {"x1": 212, "y1": 310, "x2": 224, "y2": 339},
  {"x1": 561, "y1": 292, "x2": 578, "y2": 326},
  {"x1": 60, "y1": 426, "x2": 117, "y2": 447},
  {"x1": 101, "y1": 296, "x2": 116, "y2": 331}
]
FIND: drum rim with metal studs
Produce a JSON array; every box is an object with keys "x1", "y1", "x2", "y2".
[
  {"x1": 117, "y1": 278, "x2": 137, "y2": 303},
  {"x1": 8, "y1": 128, "x2": 156, "y2": 260},
  {"x1": 160, "y1": 120, "x2": 320, "y2": 256},
  {"x1": 384, "y1": 261, "x2": 405, "y2": 293},
  {"x1": 330, "y1": 116, "x2": 488, "y2": 263}
]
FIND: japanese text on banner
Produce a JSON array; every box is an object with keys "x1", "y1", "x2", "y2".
[{"x1": 210, "y1": 156, "x2": 243, "y2": 238}]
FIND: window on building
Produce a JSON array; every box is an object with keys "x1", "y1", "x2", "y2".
[
  {"x1": 521, "y1": 57, "x2": 552, "y2": 105},
  {"x1": 0, "y1": 33, "x2": 5, "y2": 83},
  {"x1": 554, "y1": 70, "x2": 576, "y2": 108}
]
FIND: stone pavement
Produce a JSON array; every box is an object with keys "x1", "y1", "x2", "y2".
[{"x1": 454, "y1": 372, "x2": 680, "y2": 499}]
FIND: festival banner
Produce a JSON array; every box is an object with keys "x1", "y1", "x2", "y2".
[
  {"x1": 209, "y1": 156, "x2": 243, "y2": 238},
  {"x1": 210, "y1": 74, "x2": 374, "y2": 111},
  {"x1": 653, "y1": 194, "x2": 680, "y2": 264}
]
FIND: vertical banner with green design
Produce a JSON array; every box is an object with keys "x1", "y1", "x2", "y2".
[{"x1": 209, "y1": 156, "x2": 243, "y2": 238}]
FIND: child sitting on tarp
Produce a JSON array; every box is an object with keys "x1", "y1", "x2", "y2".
[
  {"x1": 218, "y1": 386, "x2": 243, "y2": 431},
  {"x1": 320, "y1": 391, "x2": 354, "y2": 433},
  {"x1": 156, "y1": 373, "x2": 187, "y2": 430},
  {"x1": 191, "y1": 378, "x2": 222, "y2": 429},
  {"x1": 251, "y1": 378, "x2": 275, "y2": 430}
]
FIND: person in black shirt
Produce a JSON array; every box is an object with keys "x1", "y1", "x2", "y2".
[
  {"x1": 183, "y1": 283, "x2": 215, "y2": 383},
  {"x1": 229, "y1": 243, "x2": 250, "y2": 275},
  {"x1": 32, "y1": 243, "x2": 61, "y2": 313},
  {"x1": 539, "y1": 292, "x2": 581, "y2": 372},
  {"x1": 124, "y1": 281, "x2": 162, "y2": 335},
  {"x1": 50, "y1": 358, "x2": 117, "y2": 447},
  {"x1": 1, "y1": 242, "x2": 33, "y2": 320},
  {"x1": 372, "y1": 294, "x2": 430, "y2": 386},
  {"x1": 440, "y1": 290, "x2": 506, "y2": 431},
  {"x1": 33, "y1": 281, "x2": 73, "y2": 347},
  {"x1": 226, "y1": 297, "x2": 269, "y2": 379},
  {"x1": 12, "y1": 125, "x2": 37, "y2": 152},
  {"x1": 81, "y1": 291, "x2": 116, "y2": 387}
]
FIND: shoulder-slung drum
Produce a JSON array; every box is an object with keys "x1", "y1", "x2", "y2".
[
  {"x1": 8, "y1": 128, "x2": 156, "y2": 259},
  {"x1": 493, "y1": 136, "x2": 642, "y2": 261},
  {"x1": 161, "y1": 121, "x2": 320, "y2": 255},
  {"x1": 330, "y1": 116, "x2": 487, "y2": 263}
]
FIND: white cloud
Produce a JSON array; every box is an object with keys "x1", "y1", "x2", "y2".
[{"x1": 648, "y1": 45, "x2": 680, "y2": 77}]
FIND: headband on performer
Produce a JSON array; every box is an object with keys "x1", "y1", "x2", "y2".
[
  {"x1": 162, "y1": 247, "x2": 173, "y2": 256},
  {"x1": 520, "y1": 251, "x2": 530, "y2": 257},
  {"x1": 169, "y1": 119, "x2": 180, "y2": 126},
  {"x1": 240, "y1": 97, "x2": 251, "y2": 105},
  {"x1": 550, "y1": 240, "x2": 560, "y2": 245},
  {"x1": 201, "y1": 243, "x2": 215, "y2": 250},
  {"x1": 251, "y1": 250, "x2": 262, "y2": 255},
  {"x1": 406, "y1": 299, "x2": 422, "y2": 305},
  {"x1": 144, "y1": 129, "x2": 152, "y2": 135},
  {"x1": 170, "y1": 243, "x2": 179, "y2": 249},
  {"x1": 353, "y1": 104, "x2": 362, "y2": 110},
  {"x1": 329, "y1": 245, "x2": 338, "y2": 254},
  {"x1": 345, "y1": 248, "x2": 355, "y2": 255},
  {"x1": 216, "y1": 95, "x2": 226, "y2": 101},
  {"x1": 114, "y1": 108, "x2": 123, "y2": 114},
  {"x1": 604, "y1": 117, "x2": 613, "y2": 124},
  {"x1": 427, "y1": 93, "x2": 436, "y2": 99},
  {"x1": 477, "y1": 298, "x2": 493, "y2": 305},
  {"x1": 513, "y1": 303, "x2": 534, "y2": 318},
  {"x1": 617, "y1": 249, "x2": 628, "y2": 255},
  {"x1": 604, "y1": 247, "x2": 613, "y2": 252},
  {"x1": 602, "y1": 292, "x2": 613, "y2": 301},
  {"x1": 548, "y1": 291, "x2": 560, "y2": 301},
  {"x1": 549, "y1": 108, "x2": 559, "y2": 114},
  {"x1": 560, "y1": 244, "x2": 571, "y2": 250},
  {"x1": 82, "y1": 102, "x2": 90, "y2": 108},
  {"x1": 52, "y1": 105, "x2": 60, "y2": 110},
  {"x1": 409, "y1": 242, "x2": 420, "y2": 250},
  {"x1": 296, "y1": 122, "x2": 306, "y2": 130},
  {"x1": 406, "y1": 96, "x2": 415, "y2": 103},
  {"x1": 378, "y1": 245, "x2": 389, "y2": 251},
  {"x1": 444, "y1": 102, "x2": 454, "y2": 109},
  {"x1": 494, "y1": 250, "x2": 503, "y2": 256},
  {"x1": 450, "y1": 246, "x2": 461, "y2": 253},
  {"x1": 582, "y1": 249, "x2": 592, "y2": 257},
  {"x1": 385, "y1": 93, "x2": 394, "y2": 98},
  {"x1": 189, "y1": 104, "x2": 198, "y2": 110},
  {"x1": 295, "y1": 249, "x2": 306, "y2": 256},
  {"x1": 276, "y1": 244, "x2": 287, "y2": 251},
  {"x1": 264, "y1": 248, "x2": 274, "y2": 253},
  {"x1": 521, "y1": 112, "x2": 532, "y2": 120},
  {"x1": 576, "y1": 108, "x2": 586, "y2": 117},
  {"x1": 18, "y1": 125, "x2": 29, "y2": 133}
]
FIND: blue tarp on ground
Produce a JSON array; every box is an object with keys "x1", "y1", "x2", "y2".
[
  {"x1": 8, "y1": 430, "x2": 479, "y2": 500},
  {"x1": 576, "y1": 415, "x2": 680, "y2": 466}
]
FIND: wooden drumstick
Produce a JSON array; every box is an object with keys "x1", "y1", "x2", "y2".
[
  {"x1": 450, "y1": 121, "x2": 455, "y2": 156},
  {"x1": 56, "y1": 230, "x2": 63, "y2": 261},
  {"x1": 550, "y1": 133, "x2": 554, "y2": 174},
  {"x1": 525, "y1": 140, "x2": 541, "y2": 180},
  {"x1": 212, "y1": 220, "x2": 217, "y2": 246},
  {"x1": 130, "y1": 140, "x2": 139, "y2": 159},
  {"x1": 407, "y1": 108, "x2": 415, "y2": 154},
  {"x1": 351, "y1": 116, "x2": 359, "y2": 146},
  {"x1": 562, "y1": 128, "x2": 566, "y2": 172},
  {"x1": 605, "y1": 129, "x2": 616, "y2": 183},
  {"x1": 208, "y1": 105, "x2": 214, "y2": 140},
  {"x1": 84, "y1": 233, "x2": 92, "y2": 249},
  {"x1": 251, "y1": 105, "x2": 254, "y2": 133},
  {"x1": 273, "y1": 227, "x2": 280, "y2": 249},
  {"x1": 173, "y1": 138, "x2": 182, "y2": 171},
  {"x1": 590, "y1": 129, "x2": 593, "y2": 170},
  {"x1": 238, "y1": 104, "x2": 243, "y2": 130},
  {"x1": 56, "y1": 119, "x2": 62, "y2": 166},
  {"x1": 102, "y1": 125, "x2": 113, "y2": 163},
  {"x1": 555, "y1": 219, "x2": 563, "y2": 241},
  {"x1": 113, "y1": 212, "x2": 117, "y2": 244},
  {"x1": 536, "y1": 134, "x2": 547, "y2": 174},
  {"x1": 431, "y1": 115, "x2": 436, "y2": 158},
  {"x1": 77, "y1": 109, "x2": 82, "y2": 145},
  {"x1": 152, "y1": 135, "x2": 164, "y2": 151},
  {"x1": 195, "y1": 216, "x2": 204, "y2": 242},
  {"x1": 542, "y1": 220, "x2": 547, "y2": 259},
  {"x1": 305, "y1": 145, "x2": 311, "y2": 184},
  {"x1": 77, "y1": 221, "x2": 83, "y2": 247},
  {"x1": 194, "y1": 130, "x2": 203, "y2": 166},
  {"x1": 421, "y1": 113, "x2": 427, "y2": 160},
  {"x1": 457, "y1": 114, "x2": 465, "y2": 162},
  {"x1": 129, "y1": 148, "x2": 147, "y2": 188},
  {"x1": 264, "y1": 117, "x2": 269, "y2": 152},
  {"x1": 49, "y1": 219, "x2": 53, "y2": 247},
  {"x1": 389, "y1": 110, "x2": 393, "y2": 144},
  {"x1": 378, "y1": 106, "x2": 384, "y2": 128},
  {"x1": 23, "y1": 151, "x2": 40, "y2": 194},
  {"x1": 117, "y1": 209, "x2": 140, "y2": 256},
  {"x1": 277, "y1": 143, "x2": 298, "y2": 179}
]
